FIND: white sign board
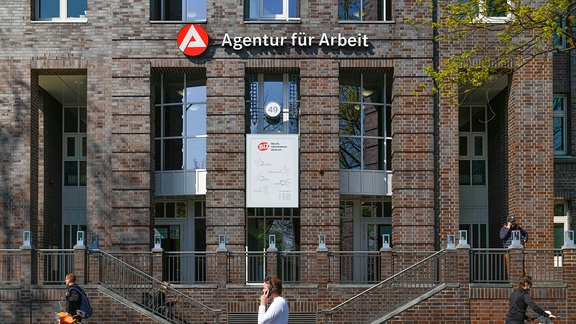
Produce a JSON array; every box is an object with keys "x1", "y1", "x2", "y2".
[{"x1": 246, "y1": 134, "x2": 299, "y2": 207}]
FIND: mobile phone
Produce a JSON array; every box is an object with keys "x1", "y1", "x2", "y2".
[{"x1": 266, "y1": 289, "x2": 272, "y2": 297}]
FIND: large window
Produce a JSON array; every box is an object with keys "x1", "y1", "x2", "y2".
[
  {"x1": 338, "y1": 0, "x2": 392, "y2": 22},
  {"x1": 244, "y1": 0, "x2": 299, "y2": 21},
  {"x1": 35, "y1": 0, "x2": 87, "y2": 21},
  {"x1": 553, "y1": 19, "x2": 567, "y2": 50},
  {"x1": 151, "y1": 0, "x2": 206, "y2": 21},
  {"x1": 553, "y1": 95, "x2": 567, "y2": 155},
  {"x1": 246, "y1": 73, "x2": 299, "y2": 134},
  {"x1": 63, "y1": 107, "x2": 87, "y2": 187},
  {"x1": 247, "y1": 208, "x2": 300, "y2": 252},
  {"x1": 154, "y1": 73, "x2": 207, "y2": 171},
  {"x1": 246, "y1": 208, "x2": 300, "y2": 283},
  {"x1": 459, "y1": 106, "x2": 486, "y2": 185},
  {"x1": 339, "y1": 72, "x2": 391, "y2": 171}
]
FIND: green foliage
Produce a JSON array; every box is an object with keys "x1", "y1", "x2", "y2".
[{"x1": 412, "y1": 0, "x2": 575, "y2": 97}]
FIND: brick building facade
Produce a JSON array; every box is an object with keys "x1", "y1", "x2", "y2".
[{"x1": 0, "y1": 0, "x2": 575, "y2": 323}]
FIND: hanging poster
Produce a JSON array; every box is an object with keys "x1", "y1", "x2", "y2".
[{"x1": 246, "y1": 134, "x2": 299, "y2": 207}]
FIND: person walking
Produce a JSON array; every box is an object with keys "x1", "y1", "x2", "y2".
[
  {"x1": 258, "y1": 276, "x2": 289, "y2": 324},
  {"x1": 65, "y1": 273, "x2": 83, "y2": 322},
  {"x1": 505, "y1": 276, "x2": 556, "y2": 323}
]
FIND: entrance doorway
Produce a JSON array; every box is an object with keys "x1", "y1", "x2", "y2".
[{"x1": 341, "y1": 199, "x2": 391, "y2": 283}]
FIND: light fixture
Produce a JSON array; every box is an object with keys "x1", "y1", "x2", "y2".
[
  {"x1": 362, "y1": 89, "x2": 374, "y2": 97},
  {"x1": 458, "y1": 230, "x2": 468, "y2": 246},
  {"x1": 23, "y1": 231, "x2": 31, "y2": 247},
  {"x1": 154, "y1": 232, "x2": 162, "y2": 250},
  {"x1": 509, "y1": 230, "x2": 522, "y2": 248},
  {"x1": 76, "y1": 231, "x2": 85, "y2": 247},
  {"x1": 218, "y1": 234, "x2": 227, "y2": 251},
  {"x1": 90, "y1": 233, "x2": 99, "y2": 249},
  {"x1": 381, "y1": 234, "x2": 390, "y2": 249},
  {"x1": 563, "y1": 230, "x2": 575, "y2": 248},
  {"x1": 317, "y1": 233, "x2": 327, "y2": 251},
  {"x1": 268, "y1": 234, "x2": 276, "y2": 250},
  {"x1": 447, "y1": 234, "x2": 455, "y2": 249}
]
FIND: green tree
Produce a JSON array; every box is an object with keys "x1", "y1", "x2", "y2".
[{"x1": 411, "y1": 0, "x2": 575, "y2": 97}]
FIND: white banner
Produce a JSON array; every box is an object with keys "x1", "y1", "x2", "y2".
[{"x1": 246, "y1": 134, "x2": 299, "y2": 207}]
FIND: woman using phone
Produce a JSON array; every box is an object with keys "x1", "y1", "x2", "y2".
[{"x1": 258, "y1": 276, "x2": 289, "y2": 324}]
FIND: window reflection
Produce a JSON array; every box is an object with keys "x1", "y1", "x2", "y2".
[
  {"x1": 339, "y1": 72, "x2": 391, "y2": 171},
  {"x1": 154, "y1": 73, "x2": 207, "y2": 171}
]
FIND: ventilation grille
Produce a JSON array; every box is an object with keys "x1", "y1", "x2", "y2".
[{"x1": 228, "y1": 312, "x2": 317, "y2": 324}]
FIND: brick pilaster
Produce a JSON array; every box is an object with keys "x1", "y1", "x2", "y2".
[
  {"x1": 73, "y1": 245, "x2": 87, "y2": 284},
  {"x1": 151, "y1": 249, "x2": 163, "y2": 282},
  {"x1": 508, "y1": 246, "x2": 524, "y2": 283},
  {"x1": 266, "y1": 248, "x2": 278, "y2": 278},
  {"x1": 562, "y1": 247, "x2": 576, "y2": 322}
]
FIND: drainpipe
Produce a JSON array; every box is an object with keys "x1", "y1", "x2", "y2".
[{"x1": 432, "y1": 0, "x2": 441, "y2": 251}]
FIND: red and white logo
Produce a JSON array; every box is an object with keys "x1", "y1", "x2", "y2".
[
  {"x1": 258, "y1": 142, "x2": 270, "y2": 151},
  {"x1": 177, "y1": 24, "x2": 209, "y2": 56}
]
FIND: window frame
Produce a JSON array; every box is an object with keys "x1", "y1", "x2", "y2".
[
  {"x1": 245, "y1": 73, "x2": 300, "y2": 135},
  {"x1": 244, "y1": 0, "x2": 300, "y2": 22},
  {"x1": 475, "y1": 0, "x2": 512, "y2": 23},
  {"x1": 553, "y1": 94, "x2": 568, "y2": 156},
  {"x1": 154, "y1": 73, "x2": 207, "y2": 171},
  {"x1": 338, "y1": 72, "x2": 392, "y2": 171},
  {"x1": 150, "y1": 0, "x2": 207, "y2": 22},
  {"x1": 34, "y1": 0, "x2": 88, "y2": 22},
  {"x1": 63, "y1": 107, "x2": 87, "y2": 187},
  {"x1": 458, "y1": 106, "x2": 487, "y2": 186},
  {"x1": 553, "y1": 19, "x2": 567, "y2": 50},
  {"x1": 338, "y1": 0, "x2": 392, "y2": 22}
]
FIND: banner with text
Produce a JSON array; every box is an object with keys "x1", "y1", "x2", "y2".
[{"x1": 246, "y1": 134, "x2": 299, "y2": 208}]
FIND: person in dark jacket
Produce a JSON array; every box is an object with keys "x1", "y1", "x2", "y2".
[
  {"x1": 505, "y1": 276, "x2": 556, "y2": 323},
  {"x1": 65, "y1": 273, "x2": 83, "y2": 322},
  {"x1": 500, "y1": 215, "x2": 528, "y2": 248}
]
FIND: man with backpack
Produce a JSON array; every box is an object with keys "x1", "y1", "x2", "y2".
[{"x1": 65, "y1": 273, "x2": 87, "y2": 322}]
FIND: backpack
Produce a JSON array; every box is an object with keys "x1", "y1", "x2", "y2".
[{"x1": 69, "y1": 286, "x2": 93, "y2": 319}]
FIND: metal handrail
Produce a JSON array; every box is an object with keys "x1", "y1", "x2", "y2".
[
  {"x1": 93, "y1": 249, "x2": 221, "y2": 323},
  {"x1": 323, "y1": 250, "x2": 456, "y2": 323}
]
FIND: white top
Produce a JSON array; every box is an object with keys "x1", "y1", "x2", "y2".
[{"x1": 258, "y1": 296, "x2": 289, "y2": 324}]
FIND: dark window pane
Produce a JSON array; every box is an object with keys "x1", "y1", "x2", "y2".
[
  {"x1": 459, "y1": 160, "x2": 470, "y2": 185},
  {"x1": 474, "y1": 136, "x2": 483, "y2": 156},
  {"x1": 156, "y1": 202, "x2": 165, "y2": 218},
  {"x1": 164, "y1": 105, "x2": 183, "y2": 137},
  {"x1": 459, "y1": 107, "x2": 469, "y2": 132},
  {"x1": 79, "y1": 108, "x2": 87, "y2": 132},
  {"x1": 64, "y1": 161, "x2": 78, "y2": 186},
  {"x1": 64, "y1": 108, "x2": 78, "y2": 133},
  {"x1": 67, "y1": 137, "x2": 76, "y2": 157},
  {"x1": 459, "y1": 136, "x2": 467, "y2": 156},
  {"x1": 164, "y1": 139, "x2": 183, "y2": 170},
  {"x1": 472, "y1": 160, "x2": 485, "y2": 185},
  {"x1": 471, "y1": 107, "x2": 485, "y2": 132},
  {"x1": 80, "y1": 161, "x2": 86, "y2": 186}
]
